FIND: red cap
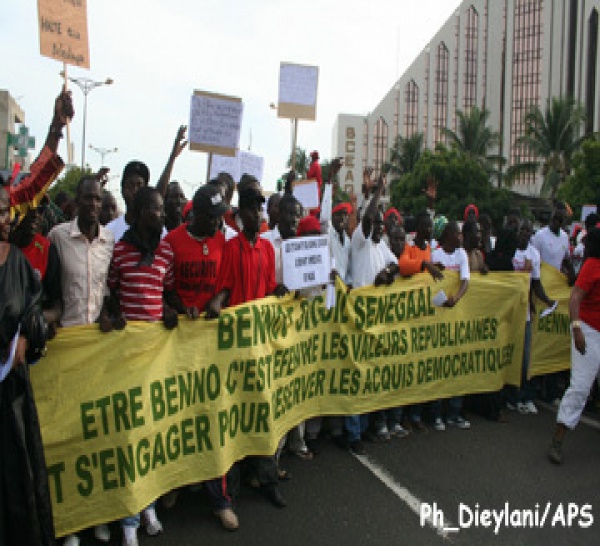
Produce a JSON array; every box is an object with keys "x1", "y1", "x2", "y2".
[
  {"x1": 383, "y1": 207, "x2": 402, "y2": 222},
  {"x1": 332, "y1": 202, "x2": 352, "y2": 215},
  {"x1": 310, "y1": 150, "x2": 319, "y2": 159},
  {"x1": 182, "y1": 200, "x2": 193, "y2": 221},
  {"x1": 297, "y1": 215, "x2": 322, "y2": 236},
  {"x1": 464, "y1": 204, "x2": 479, "y2": 221}
]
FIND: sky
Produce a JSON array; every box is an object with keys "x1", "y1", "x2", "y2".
[{"x1": 2, "y1": 0, "x2": 462, "y2": 201}]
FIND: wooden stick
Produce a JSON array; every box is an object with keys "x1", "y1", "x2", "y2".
[{"x1": 62, "y1": 63, "x2": 73, "y2": 165}]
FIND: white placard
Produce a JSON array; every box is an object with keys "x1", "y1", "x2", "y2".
[
  {"x1": 239, "y1": 151, "x2": 264, "y2": 183},
  {"x1": 320, "y1": 183, "x2": 333, "y2": 223},
  {"x1": 282, "y1": 235, "x2": 330, "y2": 290},
  {"x1": 581, "y1": 205, "x2": 597, "y2": 223},
  {"x1": 209, "y1": 153, "x2": 240, "y2": 182},
  {"x1": 293, "y1": 180, "x2": 320, "y2": 210},
  {"x1": 209, "y1": 150, "x2": 264, "y2": 183},
  {"x1": 279, "y1": 63, "x2": 319, "y2": 106},
  {"x1": 189, "y1": 92, "x2": 243, "y2": 156}
]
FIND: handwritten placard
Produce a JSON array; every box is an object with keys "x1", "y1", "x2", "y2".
[
  {"x1": 293, "y1": 179, "x2": 320, "y2": 209},
  {"x1": 37, "y1": 0, "x2": 90, "y2": 68},
  {"x1": 189, "y1": 91, "x2": 243, "y2": 157},
  {"x1": 209, "y1": 150, "x2": 264, "y2": 183},
  {"x1": 278, "y1": 62, "x2": 319, "y2": 120},
  {"x1": 239, "y1": 151, "x2": 264, "y2": 183},
  {"x1": 282, "y1": 235, "x2": 330, "y2": 290}
]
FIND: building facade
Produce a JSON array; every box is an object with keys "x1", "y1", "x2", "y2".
[
  {"x1": 333, "y1": 0, "x2": 600, "y2": 198},
  {"x1": 0, "y1": 90, "x2": 26, "y2": 171}
]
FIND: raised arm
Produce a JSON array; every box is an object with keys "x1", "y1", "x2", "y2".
[
  {"x1": 156, "y1": 125, "x2": 188, "y2": 198},
  {"x1": 361, "y1": 172, "x2": 385, "y2": 238}
]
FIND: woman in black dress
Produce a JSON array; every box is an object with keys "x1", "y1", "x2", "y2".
[{"x1": 0, "y1": 186, "x2": 55, "y2": 545}]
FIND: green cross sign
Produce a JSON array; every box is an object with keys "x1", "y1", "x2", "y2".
[{"x1": 8, "y1": 125, "x2": 36, "y2": 158}]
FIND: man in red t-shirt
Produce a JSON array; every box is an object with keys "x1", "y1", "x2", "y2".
[
  {"x1": 307, "y1": 150, "x2": 322, "y2": 197},
  {"x1": 165, "y1": 184, "x2": 228, "y2": 316},
  {"x1": 207, "y1": 186, "x2": 287, "y2": 509}
]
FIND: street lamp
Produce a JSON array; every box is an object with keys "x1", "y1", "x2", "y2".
[
  {"x1": 63, "y1": 75, "x2": 113, "y2": 170},
  {"x1": 88, "y1": 144, "x2": 118, "y2": 167}
]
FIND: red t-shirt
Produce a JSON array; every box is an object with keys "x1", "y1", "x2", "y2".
[
  {"x1": 108, "y1": 239, "x2": 175, "y2": 321},
  {"x1": 575, "y1": 257, "x2": 600, "y2": 332},
  {"x1": 307, "y1": 161, "x2": 323, "y2": 195},
  {"x1": 20, "y1": 233, "x2": 50, "y2": 280},
  {"x1": 216, "y1": 234, "x2": 277, "y2": 307},
  {"x1": 164, "y1": 224, "x2": 225, "y2": 312}
]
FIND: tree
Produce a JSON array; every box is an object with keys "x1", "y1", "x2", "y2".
[
  {"x1": 286, "y1": 147, "x2": 310, "y2": 178},
  {"x1": 48, "y1": 165, "x2": 93, "y2": 199},
  {"x1": 390, "y1": 146, "x2": 512, "y2": 228},
  {"x1": 384, "y1": 133, "x2": 424, "y2": 177},
  {"x1": 557, "y1": 139, "x2": 600, "y2": 218},
  {"x1": 441, "y1": 106, "x2": 504, "y2": 180},
  {"x1": 513, "y1": 97, "x2": 586, "y2": 198}
]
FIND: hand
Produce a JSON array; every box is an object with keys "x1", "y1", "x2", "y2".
[
  {"x1": 273, "y1": 284, "x2": 289, "y2": 297},
  {"x1": 374, "y1": 270, "x2": 389, "y2": 287},
  {"x1": 113, "y1": 314, "x2": 127, "y2": 330},
  {"x1": 205, "y1": 297, "x2": 222, "y2": 320},
  {"x1": 363, "y1": 167, "x2": 374, "y2": 189},
  {"x1": 13, "y1": 336, "x2": 28, "y2": 369},
  {"x1": 163, "y1": 305, "x2": 179, "y2": 330},
  {"x1": 98, "y1": 313, "x2": 114, "y2": 333},
  {"x1": 330, "y1": 158, "x2": 343, "y2": 177},
  {"x1": 424, "y1": 262, "x2": 444, "y2": 281},
  {"x1": 186, "y1": 306, "x2": 200, "y2": 320},
  {"x1": 94, "y1": 167, "x2": 110, "y2": 187},
  {"x1": 480, "y1": 264, "x2": 489, "y2": 275},
  {"x1": 443, "y1": 295, "x2": 457, "y2": 308},
  {"x1": 573, "y1": 328, "x2": 586, "y2": 354},
  {"x1": 171, "y1": 125, "x2": 188, "y2": 158},
  {"x1": 54, "y1": 89, "x2": 74, "y2": 126}
]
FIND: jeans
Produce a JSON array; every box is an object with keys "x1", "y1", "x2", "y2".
[
  {"x1": 345, "y1": 414, "x2": 368, "y2": 442},
  {"x1": 121, "y1": 502, "x2": 156, "y2": 528}
]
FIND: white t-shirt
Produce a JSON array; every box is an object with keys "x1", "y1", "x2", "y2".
[
  {"x1": 531, "y1": 226, "x2": 569, "y2": 271},
  {"x1": 350, "y1": 223, "x2": 397, "y2": 288},
  {"x1": 329, "y1": 223, "x2": 352, "y2": 285},
  {"x1": 431, "y1": 247, "x2": 470, "y2": 280},
  {"x1": 512, "y1": 244, "x2": 541, "y2": 321},
  {"x1": 261, "y1": 227, "x2": 284, "y2": 283},
  {"x1": 106, "y1": 214, "x2": 167, "y2": 242}
]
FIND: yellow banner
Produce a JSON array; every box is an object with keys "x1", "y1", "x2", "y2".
[
  {"x1": 32, "y1": 271, "x2": 532, "y2": 536},
  {"x1": 530, "y1": 263, "x2": 572, "y2": 377}
]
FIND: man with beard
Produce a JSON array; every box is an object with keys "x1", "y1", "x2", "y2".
[{"x1": 164, "y1": 181, "x2": 187, "y2": 232}]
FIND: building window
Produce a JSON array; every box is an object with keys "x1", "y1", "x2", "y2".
[
  {"x1": 434, "y1": 42, "x2": 449, "y2": 145},
  {"x1": 404, "y1": 80, "x2": 419, "y2": 138},
  {"x1": 586, "y1": 9, "x2": 598, "y2": 135},
  {"x1": 567, "y1": 0, "x2": 578, "y2": 98},
  {"x1": 363, "y1": 117, "x2": 369, "y2": 169},
  {"x1": 373, "y1": 117, "x2": 389, "y2": 177},
  {"x1": 464, "y1": 5, "x2": 479, "y2": 110},
  {"x1": 510, "y1": 0, "x2": 543, "y2": 186},
  {"x1": 424, "y1": 51, "x2": 430, "y2": 144}
]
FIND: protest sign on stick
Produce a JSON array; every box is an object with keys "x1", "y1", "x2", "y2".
[
  {"x1": 189, "y1": 91, "x2": 243, "y2": 157},
  {"x1": 209, "y1": 150, "x2": 264, "y2": 183},
  {"x1": 277, "y1": 62, "x2": 319, "y2": 121},
  {"x1": 37, "y1": 0, "x2": 90, "y2": 68}
]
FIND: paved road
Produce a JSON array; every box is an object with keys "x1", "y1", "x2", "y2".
[{"x1": 71, "y1": 403, "x2": 600, "y2": 546}]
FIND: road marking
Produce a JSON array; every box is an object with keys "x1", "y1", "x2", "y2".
[
  {"x1": 353, "y1": 453, "x2": 456, "y2": 541},
  {"x1": 538, "y1": 401, "x2": 600, "y2": 430}
]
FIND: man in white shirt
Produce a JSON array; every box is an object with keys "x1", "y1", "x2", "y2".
[
  {"x1": 349, "y1": 177, "x2": 400, "y2": 451},
  {"x1": 508, "y1": 220, "x2": 556, "y2": 415},
  {"x1": 531, "y1": 205, "x2": 575, "y2": 283},
  {"x1": 329, "y1": 202, "x2": 353, "y2": 286}
]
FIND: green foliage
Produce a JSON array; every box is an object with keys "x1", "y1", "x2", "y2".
[
  {"x1": 557, "y1": 139, "x2": 600, "y2": 218},
  {"x1": 48, "y1": 166, "x2": 93, "y2": 199},
  {"x1": 384, "y1": 133, "x2": 424, "y2": 177},
  {"x1": 390, "y1": 147, "x2": 511, "y2": 227},
  {"x1": 513, "y1": 96, "x2": 586, "y2": 198},
  {"x1": 286, "y1": 147, "x2": 310, "y2": 178}
]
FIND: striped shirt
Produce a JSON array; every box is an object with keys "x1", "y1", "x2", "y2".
[{"x1": 108, "y1": 239, "x2": 175, "y2": 321}]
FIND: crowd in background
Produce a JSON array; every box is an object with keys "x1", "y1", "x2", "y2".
[{"x1": 2, "y1": 88, "x2": 598, "y2": 546}]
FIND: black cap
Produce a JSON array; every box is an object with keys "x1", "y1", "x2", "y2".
[
  {"x1": 238, "y1": 187, "x2": 265, "y2": 210},
  {"x1": 122, "y1": 161, "x2": 150, "y2": 186},
  {"x1": 193, "y1": 185, "x2": 229, "y2": 217}
]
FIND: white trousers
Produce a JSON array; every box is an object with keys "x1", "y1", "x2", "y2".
[{"x1": 557, "y1": 321, "x2": 600, "y2": 429}]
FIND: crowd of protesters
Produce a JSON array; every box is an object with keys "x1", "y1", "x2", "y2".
[{"x1": 2, "y1": 88, "x2": 598, "y2": 546}]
